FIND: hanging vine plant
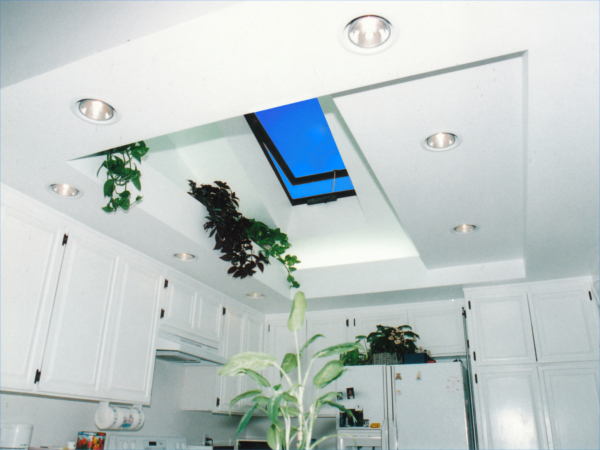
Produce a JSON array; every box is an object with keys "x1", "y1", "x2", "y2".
[
  {"x1": 97, "y1": 141, "x2": 149, "y2": 212},
  {"x1": 188, "y1": 180, "x2": 300, "y2": 288}
]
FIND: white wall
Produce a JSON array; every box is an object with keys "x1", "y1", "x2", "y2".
[{"x1": 0, "y1": 360, "x2": 240, "y2": 447}]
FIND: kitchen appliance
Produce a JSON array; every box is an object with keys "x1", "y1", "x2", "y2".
[
  {"x1": 335, "y1": 362, "x2": 472, "y2": 449},
  {"x1": 155, "y1": 329, "x2": 227, "y2": 365},
  {"x1": 105, "y1": 434, "x2": 187, "y2": 450},
  {"x1": 0, "y1": 423, "x2": 33, "y2": 449}
]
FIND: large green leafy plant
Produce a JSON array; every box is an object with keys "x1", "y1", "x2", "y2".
[
  {"x1": 218, "y1": 292, "x2": 359, "y2": 449},
  {"x1": 97, "y1": 141, "x2": 149, "y2": 212},
  {"x1": 188, "y1": 180, "x2": 300, "y2": 288}
]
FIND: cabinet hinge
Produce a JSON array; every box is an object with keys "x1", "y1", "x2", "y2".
[
  {"x1": 473, "y1": 351, "x2": 477, "y2": 361},
  {"x1": 462, "y1": 307, "x2": 467, "y2": 318},
  {"x1": 62, "y1": 234, "x2": 69, "y2": 246},
  {"x1": 474, "y1": 374, "x2": 478, "y2": 384},
  {"x1": 589, "y1": 291, "x2": 593, "y2": 301},
  {"x1": 216, "y1": 397, "x2": 220, "y2": 407},
  {"x1": 222, "y1": 307, "x2": 226, "y2": 315},
  {"x1": 346, "y1": 319, "x2": 349, "y2": 327},
  {"x1": 160, "y1": 308, "x2": 165, "y2": 319},
  {"x1": 34, "y1": 369, "x2": 41, "y2": 384},
  {"x1": 467, "y1": 339, "x2": 470, "y2": 349},
  {"x1": 468, "y1": 300, "x2": 471, "y2": 310},
  {"x1": 164, "y1": 279, "x2": 169, "y2": 288}
]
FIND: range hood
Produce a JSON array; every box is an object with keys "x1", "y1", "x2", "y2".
[{"x1": 155, "y1": 329, "x2": 228, "y2": 365}]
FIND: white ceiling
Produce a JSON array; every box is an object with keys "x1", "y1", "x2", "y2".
[{"x1": 1, "y1": 1, "x2": 598, "y2": 313}]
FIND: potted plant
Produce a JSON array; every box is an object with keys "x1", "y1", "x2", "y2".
[
  {"x1": 218, "y1": 292, "x2": 360, "y2": 449},
  {"x1": 340, "y1": 325, "x2": 429, "y2": 366}
]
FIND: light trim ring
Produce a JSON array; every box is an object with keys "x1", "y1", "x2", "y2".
[
  {"x1": 422, "y1": 132, "x2": 462, "y2": 152},
  {"x1": 174, "y1": 253, "x2": 196, "y2": 261},
  {"x1": 48, "y1": 183, "x2": 82, "y2": 198},
  {"x1": 339, "y1": 14, "x2": 398, "y2": 55},
  {"x1": 71, "y1": 98, "x2": 121, "y2": 125},
  {"x1": 453, "y1": 224, "x2": 478, "y2": 234}
]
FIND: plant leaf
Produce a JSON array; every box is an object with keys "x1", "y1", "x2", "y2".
[
  {"x1": 218, "y1": 352, "x2": 277, "y2": 376},
  {"x1": 288, "y1": 291, "x2": 306, "y2": 332},
  {"x1": 267, "y1": 423, "x2": 280, "y2": 450},
  {"x1": 314, "y1": 343, "x2": 361, "y2": 359},
  {"x1": 242, "y1": 369, "x2": 271, "y2": 387},
  {"x1": 313, "y1": 360, "x2": 345, "y2": 389},
  {"x1": 280, "y1": 353, "x2": 298, "y2": 375},
  {"x1": 132, "y1": 176, "x2": 142, "y2": 191},
  {"x1": 103, "y1": 179, "x2": 115, "y2": 197},
  {"x1": 267, "y1": 393, "x2": 284, "y2": 423},
  {"x1": 300, "y1": 334, "x2": 325, "y2": 354},
  {"x1": 230, "y1": 389, "x2": 262, "y2": 410},
  {"x1": 236, "y1": 403, "x2": 258, "y2": 436}
]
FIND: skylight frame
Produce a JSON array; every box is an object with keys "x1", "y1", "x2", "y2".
[{"x1": 245, "y1": 112, "x2": 357, "y2": 206}]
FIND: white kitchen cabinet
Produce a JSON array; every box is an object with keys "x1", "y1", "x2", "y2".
[
  {"x1": 36, "y1": 224, "x2": 120, "y2": 398},
  {"x1": 305, "y1": 313, "x2": 348, "y2": 416},
  {"x1": 528, "y1": 289, "x2": 599, "y2": 363},
  {"x1": 538, "y1": 362, "x2": 599, "y2": 450},
  {"x1": 474, "y1": 365, "x2": 549, "y2": 450},
  {"x1": 407, "y1": 305, "x2": 465, "y2": 356},
  {"x1": 239, "y1": 312, "x2": 265, "y2": 410},
  {"x1": 466, "y1": 292, "x2": 537, "y2": 365},
  {"x1": 101, "y1": 250, "x2": 164, "y2": 403},
  {"x1": 215, "y1": 306, "x2": 245, "y2": 413},
  {"x1": 0, "y1": 197, "x2": 67, "y2": 392},
  {"x1": 264, "y1": 315, "x2": 305, "y2": 389},
  {"x1": 160, "y1": 273, "x2": 223, "y2": 348}
]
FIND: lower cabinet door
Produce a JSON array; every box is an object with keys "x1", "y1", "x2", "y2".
[
  {"x1": 474, "y1": 365, "x2": 549, "y2": 449},
  {"x1": 216, "y1": 307, "x2": 245, "y2": 413},
  {"x1": 538, "y1": 362, "x2": 599, "y2": 450}
]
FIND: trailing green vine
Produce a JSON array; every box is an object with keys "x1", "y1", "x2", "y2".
[
  {"x1": 97, "y1": 141, "x2": 149, "y2": 212},
  {"x1": 188, "y1": 180, "x2": 300, "y2": 288}
]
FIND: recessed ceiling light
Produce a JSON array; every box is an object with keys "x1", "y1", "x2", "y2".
[
  {"x1": 347, "y1": 15, "x2": 392, "y2": 48},
  {"x1": 424, "y1": 132, "x2": 460, "y2": 151},
  {"x1": 48, "y1": 183, "x2": 81, "y2": 198},
  {"x1": 453, "y1": 224, "x2": 478, "y2": 234},
  {"x1": 78, "y1": 99, "x2": 114, "y2": 121},
  {"x1": 173, "y1": 253, "x2": 196, "y2": 261},
  {"x1": 246, "y1": 293, "x2": 264, "y2": 299},
  {"x1": 71, "y1": 98, "x2": 120, "y2": 125}
]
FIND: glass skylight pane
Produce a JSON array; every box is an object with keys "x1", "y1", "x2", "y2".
[
  {"x1": 256, "y1": 98, "x2": 347, "y2": 178},
  {"x1": 249, "y1": 98, "x2": 356, "y2": 205}
]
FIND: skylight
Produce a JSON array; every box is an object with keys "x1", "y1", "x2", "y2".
[{"x1": 245, "y1": 98, "x2": 356, "y2": 205}]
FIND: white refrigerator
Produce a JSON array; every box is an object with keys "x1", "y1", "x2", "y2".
[{"x1": 335, "y1": 362, "x2": 472, "y2": 450}]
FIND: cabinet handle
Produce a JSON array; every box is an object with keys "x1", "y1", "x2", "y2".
[
  {"x1": 474, "y1": 374, "x2": 478, "y2": 384},
  {"x1": 353, "y1": 318, "x2": 356, "y2": 326},
  {"x1": 473, "y1": 351, "x2": 477, "y2": 361},
  {"x1": 34, "y1": 369, "x2": 41, "y2": 384},
  {"x1": 62, "y1": 234, "x2": 69, "y2": 246},
  {"x1": 164, "y1": 279, "x2": 169, "y2": 288},
  {"x1": 346, "y1": 319, "x2": 349, "y2": 327},
  {"x1": 160, "y1": 308, "x2": 165, "y2": 319},
  {"x1": 589, "y1": 291, "x2": 593, "y2": 301},
  {"x1": 216, "y1": 397, "x2": 220, "y2": 407}
]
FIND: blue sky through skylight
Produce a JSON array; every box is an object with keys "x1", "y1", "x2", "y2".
[{"x1": 254, "y1": 98, "x2": 355, "y2": 203}]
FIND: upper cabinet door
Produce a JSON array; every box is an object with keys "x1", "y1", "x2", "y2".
[
  {"x1": 538, "y1": 362, "x2": 599, "y2": 450},
  {"x1": 529, "y1": 289, "x2": 599, "y2": 363},
  {"x1": 468, "y1": 293, "x2": 537, "y2": 365},
  {"x1": 239, "y1": 312, "x2": 265, "y2": 411},
  {"x1": 264, "y1": 316, "x2": 306, "y2": 391},
  {"x1": 475, "y1": 365, "x2": 549, "y2": 450},
  {"x1": 101, "y1": 252, "x2": 164, "y2": 404},
  {"x1": 193, "y1": 293, "x2": 223, "y2": 347},
  {"x1": 37, "y1": 225, "x2": 119, "y2": 398},
  {"x1": 0, "y1": 199, "x2": 66, "y2": 392},
  {"x1": 161, "y1": 274, "x2": 198, "y2": 335},
  {"x1": 407, "y1": 306, "x2": 465, "y2": 356}
]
